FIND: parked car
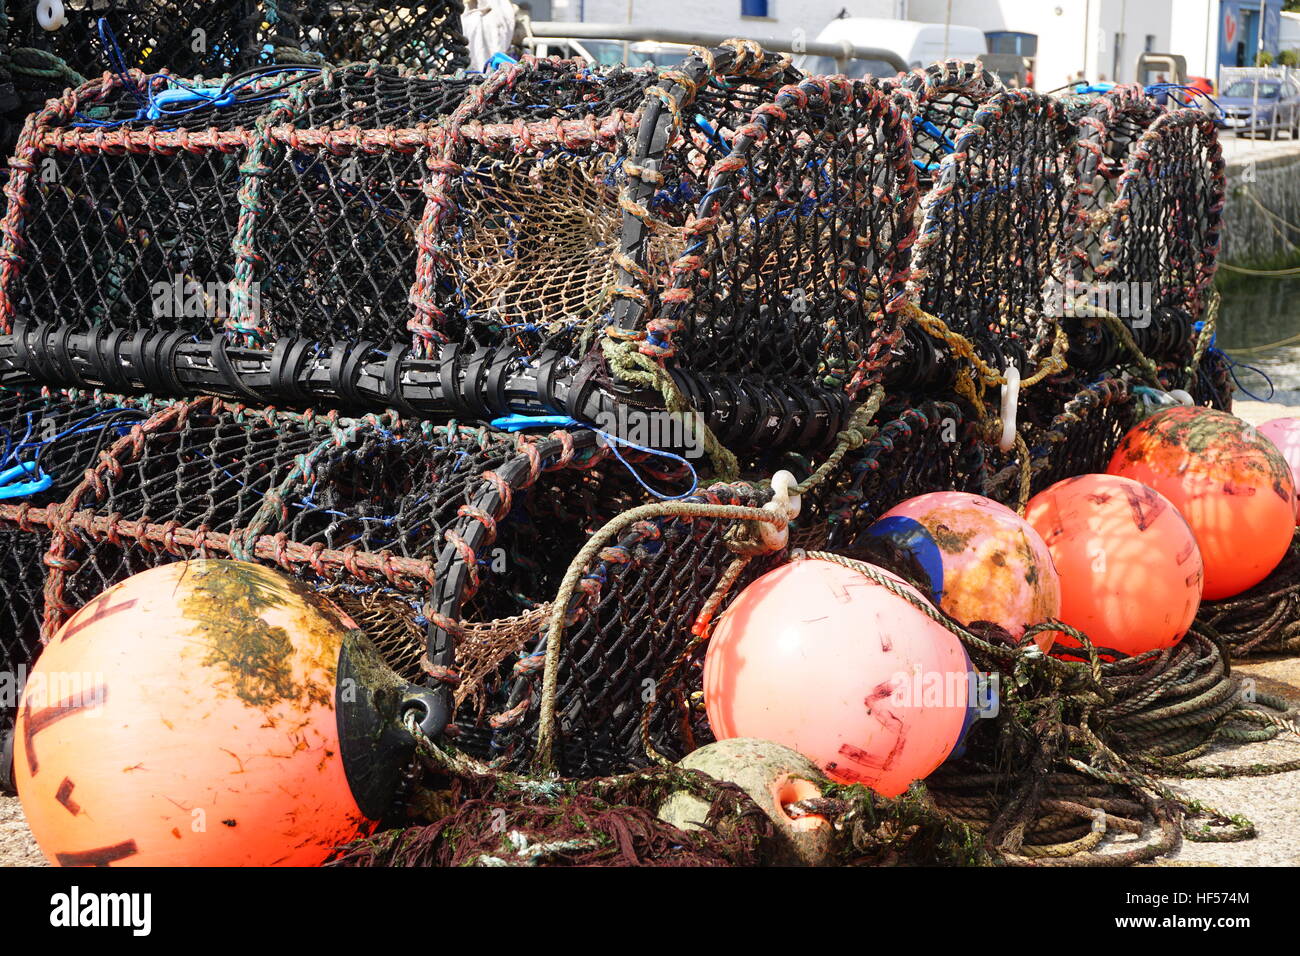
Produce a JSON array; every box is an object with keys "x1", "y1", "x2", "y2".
[{"x1": 1217, "y1": 75, "x2": 1300, "y2": 138}]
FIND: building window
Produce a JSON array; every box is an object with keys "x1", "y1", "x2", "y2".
[
  {"x1": 1145, "y1": 34, "x2": 1156, "y2": 53},
  {"x1": 741, "y1": 0, "x2": 769, "y2": 17}
]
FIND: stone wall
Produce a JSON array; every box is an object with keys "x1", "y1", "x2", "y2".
[{"x1": 1221, "y1": 150, "x2": 1300, "y2": 268}]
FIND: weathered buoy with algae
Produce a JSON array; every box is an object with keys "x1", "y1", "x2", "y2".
[
  {"x1": 850, "y1": 491, "x2": 1061, "y2": 651},
  {"x1": 658, "y1": 738, "x2": 836, "y2": 866},
  {"x1": 15, "y1": 560, "x2": 424, "y2": 867},
  {"x1": 1107, "y1": 406, "x2": 1296, "y2": 599}
]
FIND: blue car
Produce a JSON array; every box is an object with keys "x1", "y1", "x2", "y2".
[{"x1": 1217, "y1": 76, "x2": 1300, "y2": 139}]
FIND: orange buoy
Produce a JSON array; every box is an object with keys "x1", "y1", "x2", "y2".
[
  {"x1": 15, "y1": 560, "x2": 417, "y2": 867},
  {"x1": 703, "y1": 558, "x2": 968, "y2": 797},
  {"x1": 1025, "y1": 474, "x2": 1203, "y2": 657},
  {"x1": 1107, "y1": 406, "x2": 1296, "y2": 600},
  {"x1": 851, "y1": 491, "x2": 1061, "y2": 650},
  {"x1": 1257, "y1": 417, "x2": 1300, "y2": 524}
]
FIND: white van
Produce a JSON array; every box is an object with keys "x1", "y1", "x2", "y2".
[{"x1": 800, "y1": 17, "x2": 988, "y2": 78}]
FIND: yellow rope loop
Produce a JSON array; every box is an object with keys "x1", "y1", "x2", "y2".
[
  {"x1": 1066, "y1": 294, "x2": 1161, "y2": 386},
  {"x1": 1020, "y1": 324, "x2": 1071, "y2": 388},
  {"x1": 1014, "y1": 431, "x2": 1032, "y2": 515},
  {"x1": 792, "y1": 386, "x2": 885, "y2": 498},
  {"x1": 1187, "y1": 289, "x2": 1219, "y2": 374},
  {"x1": 903, "y1": 302, "x2": 1071, "y2": 396},
  {"x1": 599, "y1": 336, "x2": 740, "y2": 481}
]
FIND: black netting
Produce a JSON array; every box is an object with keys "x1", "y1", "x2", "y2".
[
  {"x1": 480, "y1": 483, "x2": 776, "y2": 777},
  {"x1": 914, "y1": 88, "x2": 1076, "y2": 372},
  {"x1": 288, "y1": 0, "x2": 469, "y2": 73},
  {"x1": 1068, "y1": 86, "x2": 1160, "y2": 278},
  {"x1": 17, "y1": 146, "x2": 244, "y2": 335},
  {"x1": 9, "y1": 0, "x2": 264, "y2": 78},
  {"x1": 794, "y1": 401, "x2": 992, "y2": 551},
  {"x1": 1095, "y1": 109, "x2": 1224, "y2": 323},
  {"x1": 884, "y1": 60, "x2": 1003, "y2": 193},
  {"x1": 651, "y1": 76, "x2": 918, "y2": 399},
  {"x1": 6, "y1": 0, "x2": 468, "y2": 78}
]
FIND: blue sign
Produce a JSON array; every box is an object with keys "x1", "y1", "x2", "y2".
[{"x1": 1219, "y1": 0, "x2": 1281, "y2": 67}]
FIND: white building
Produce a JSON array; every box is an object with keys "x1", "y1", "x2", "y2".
[
  {"x1": 542, "y1": 0, "x2": 1283, "y2": 91},
  {"x1": 906, "y1": 0, "x2": 1174, "y2": 90},
  {"x1": 548, "y1": 0, "x2": 903, "y2": 43}
]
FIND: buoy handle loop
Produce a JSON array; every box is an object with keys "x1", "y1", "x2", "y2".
[
  {"x1": 759, "y1": 469, "x2": 801, "y2": 551},
  {"x1": 37, "y1": 0, "x2": 66, "y2": 31},
  {"x1": 998, "y1": 364, "x2": 1020, "y2": 452}
]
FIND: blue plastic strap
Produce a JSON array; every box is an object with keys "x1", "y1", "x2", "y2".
[
  {"x1": 490, "y1": 414, "x2": 581, "y2": 432},
  {"x1": 0, "y1": 461, "x2": 52, "y2": 499},
  {"x1": 147, "y1": 86, "x2": 235, "y2": 120}
]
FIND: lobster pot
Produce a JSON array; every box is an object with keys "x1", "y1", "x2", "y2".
[
  {"x1": 1067, "y1": 86, "x2": 1162, "y2": 277},
  {"x1": 413, "y1": 56, "x2": 663, "y2": 360},
  {"x1": 421, "y1": 47, "x2": 799, "y2": 365},
  {"x1": 604, "y1": 69, "x2": 920, "y2": 452},
  {"x1": 1, "y1": 66, "x2": 475, "y2": 348},
  {"x1": 466, "y1": 481, "x2": 781, "y2": 778},
  {"x1": 0, "y1": 385, "x2": 164, "y2": 787},
  {"x1": 911, "y1": 86, "x2": 1077, "y2": 376},
  {"x1": 6, "y1": 0, "x2": 470, "y2": 78},
  {"x1": 5, "y1": 391, "x2": 688, "y2": 753}
]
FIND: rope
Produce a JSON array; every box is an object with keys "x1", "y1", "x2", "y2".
[
  {"x1": 532, "y1": 498, "x2": 784, "y2": 773},
  {"x1": 600, "y1": 336, "x2": 739, "y2": 481}
]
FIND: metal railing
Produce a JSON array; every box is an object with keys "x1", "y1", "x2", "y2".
[{"x1": 519, "y1": 20, "x2": 909, "y2": 75}]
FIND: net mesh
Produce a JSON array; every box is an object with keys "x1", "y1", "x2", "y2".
[{"x1": 5, "y1": 0, "x2": 469, "y2": 77}]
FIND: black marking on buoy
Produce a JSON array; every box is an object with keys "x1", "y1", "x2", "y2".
[
  {"x1": 59, "y1": 593, "x2": 138, "y2": 643},
  {"x1": 22, "y1": 685, "x2": 108, "y2": 776},
  {"x1": 55, "y1": 839, "x2": 139, "y2": 867},
  {"x1": 1123, "y1": 484, "x2": 1166, "y2": 532},
  {"x1": 55, "y1": 777, "x2": 80, "y2": 816}
]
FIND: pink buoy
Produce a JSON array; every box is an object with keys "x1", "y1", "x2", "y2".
[
  {"x1": 1258, "y1": 417, "x2": 1300, "y2": 524},
  {"x1": 703, "y1": 558, "x2": 969, "y2": 797},
  {"x1": 851, "y1": 491, "x2": 1061, "y2": 651}
]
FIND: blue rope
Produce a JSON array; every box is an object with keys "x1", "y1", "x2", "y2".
[
  {"x1": 1144, "y1": 82, "x2": 1224, "y2": 115},
  {"x1": 97, "y1": 18, "x2": 146, "y2": 107},
  {"x1": 75, "y1": 24, "x2": 321, "y2": 129},
  {"x1": 489, "y1": 413, "x2": 699, "y2": 500},
  {"x1": 0, "y1": 407, "x2": 147, "y2": 498},
  {"x1": 1215, "y1": 347, "x2": 1276, "y2": 402}
]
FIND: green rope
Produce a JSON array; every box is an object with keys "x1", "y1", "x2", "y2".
[{"x1": 601, "y1": 337, "x2": 738, "y2": 481}]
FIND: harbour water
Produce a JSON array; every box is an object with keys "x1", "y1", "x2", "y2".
[{"x1": 1216, "y1": 276, "x2": 1300, "y2": 406}]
